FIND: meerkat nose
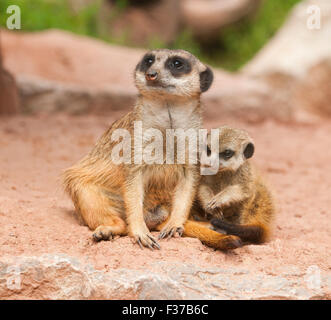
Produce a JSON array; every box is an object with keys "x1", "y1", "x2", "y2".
[{"x1": 145, "y1": 70, "x2": 158, "y2": 81}]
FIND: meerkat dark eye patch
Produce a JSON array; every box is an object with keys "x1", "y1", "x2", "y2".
[
  {"x1": 244, "y1": 143, "x2": 254, "y2": 159},
  {"x1": 219, "y1": 149, "x2": 234, "y2": 160},
  {"x1": 200, "y1": 66, "x2": 213, "y2": 92},
  {"x1": 137, "y1": 54, "x2": 155, "y2": 72},
  {"x1": 165, "y1": 56, "x2": 192, "y2": 76}
]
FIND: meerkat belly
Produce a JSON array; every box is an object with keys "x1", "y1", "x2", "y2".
[{"x1": 143, "y1": 164, "x2": 183, "y2": 211}]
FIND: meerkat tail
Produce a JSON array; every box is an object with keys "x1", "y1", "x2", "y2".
[
  {"x1": 182, "y1": 220, "x2": 242, "y2": 250},
  {"x1": 210, "y1": 219, "x2": 268, "y2": 244}
]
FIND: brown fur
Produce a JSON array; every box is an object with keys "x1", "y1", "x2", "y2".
[
  {"x1": 193, "y1": 126, "x2": 275, "y2": 246},
  {"x1": 63, "y1": 49, "x2": 221, "y2": 249}
]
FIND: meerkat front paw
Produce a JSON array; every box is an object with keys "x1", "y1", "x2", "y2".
[
  {"x1": 130, "y1": 226, "x2": 160, "y2": 250},
  {"x1": 158, "y1": 221, "x2": 184, "y2": 240},
  {"x1": 206, "y1": 195, "x2": 224, "y2": 211}
]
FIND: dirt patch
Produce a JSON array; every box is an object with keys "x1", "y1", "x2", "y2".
[{"x1": 0, "y1": 113, "x2": 330, "y2": 298}]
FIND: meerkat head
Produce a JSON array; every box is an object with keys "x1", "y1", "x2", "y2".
[
  {"x1": 202, "y1": 126, "x2": 254, "y2": 173},
  {"x1": 134, "y1": 49, "x2": 213, "y2": 99}
]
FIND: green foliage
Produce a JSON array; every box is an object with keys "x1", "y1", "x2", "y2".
[
  {"x1": 0, "y1": 0, "x2": 102, "y2": 38},
  {"x1": 171, "y1": 29, "x2": 201, "y2": 58},
  {"x1": 0, "y1": 0, "x2": 303, "y2": 71},
  {"x1": 200, "y1": 0, "x2": 303, "y2": 70},
  {"x1": 113, "y1": 0, "x2": 129, "y2": 11}
]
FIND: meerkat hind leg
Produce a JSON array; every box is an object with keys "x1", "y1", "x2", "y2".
[
  {"x1": 75, "y1": 184, "x2": 127, "y2": 242},
  {"x1": 93, "y1": 216, "x2": 127, "y2": 242}
]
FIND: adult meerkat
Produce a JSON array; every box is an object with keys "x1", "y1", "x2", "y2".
[
  {"x1": 194, "y1": 126, "x2": 275, "y2": 245},
  {"x1": 63, "y1": 49, "x2": 215, "y2": 249}
]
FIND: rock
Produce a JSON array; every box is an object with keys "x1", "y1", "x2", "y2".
[
  {"x1": 181, "y1": 0, "x2": 261, "y2": 41},
  {"x1": 1, "y1": 29, "x2": 292, "y2": 121},
  {"x1": 204, "y1": 70, "x2": 292, "y2": 123},
  {"x1": 243, "y1": 0, "x2": 331, "y2": 79},
  {"x1": 293, "y1": 58, "x2": 331, "y2": 117},
  {"x1": 1, "y1": 29, "x2": 140, "y2": 115},
  {"x1": 0, "y1": 255, "x2": 329, "y2": 299},
  {"x1": 242, "y1": 0, "x2": 331, "y2": 119},
  {"x1": 99, "y1": 0, "x2": 180, "y2": 46},
  {"x1": 16, "y1": 74, "x2": 135, "y2": 115},
  {"x1": 0, "y1": 34, "x2": 20, "y2": 115},
  {"x1": 0, "y1": 255, "x2": 184, "y2": 300}
]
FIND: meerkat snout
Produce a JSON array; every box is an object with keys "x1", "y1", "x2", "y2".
[{"x1": 145, "y1": 70, "x2": 158, "y2": 81}]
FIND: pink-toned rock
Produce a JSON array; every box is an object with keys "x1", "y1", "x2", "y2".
[
  {"x1": 181, "y1": 0, "x2": 261, "y2": 40},
  {"x1": 1, "y1": 29, "x2": 141, "y2": 114},
  {"x1": 243, "y1": 0, "x2": 331, "y2": 79},
  {"x1": 1, "y1": 254, "x2": 329, "y2": 299},
  {"x1": 0, "y1": 34, "x2": 20, "y2": 115},
  {"x1": 99, "y1": 0, "x2": 180, "y2": 46},
  {"x1": 205, "y1": 70, "x2": 292, "y2": 123},
  {"x1": 293, "y1": 59, "x2": 331, "y2": 117},
  {"x1": 1, "y1": 29, "x2": 291, "y2": 121},
  {"x1": 242, "y1": 0, "x2": 331, "y2": 120}
]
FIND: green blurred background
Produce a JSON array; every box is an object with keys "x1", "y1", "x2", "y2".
[{"x1": 0, "y1": 0, "x2": 302, "y2": 71}]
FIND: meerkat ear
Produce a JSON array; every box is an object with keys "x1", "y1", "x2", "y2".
[
  {"x1": 244, "y1": 142, "x2": 254, "y2": 159},
  {"x1": 200, "y1": 66, "x2": 214, "y2": 92}
]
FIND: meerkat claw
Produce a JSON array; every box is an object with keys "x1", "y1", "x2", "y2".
[
  {"x1": 158, "y1": 231, "x2": 166, "y2": 240},
  {"x1": 92, "y1": 233, "x2": 102, "y2": 242},
  {"x1": 92, "y1": 227, "x2": 114, "y2": 242},
  {"x1": 137, "y1": 238, "x2": 144, "y2": 249},
  {"x1": 177, "y1": 227, "x2": 184, "y2": 237},
  {"x1": 135, "y1": 233, "x2": 160, "y2": 250},
  {"x1": 167, "y1": 229, "x2": 175, "y2": 239},
  {"x1": 148, "y1": 235, "x2": 161, "y2": 249},
  {"x1": 159, "y1": 226, "x2": 183, "y2": 240},
  {"x1": 207, "y1": 199, "x2": 219, "y2": 211}
]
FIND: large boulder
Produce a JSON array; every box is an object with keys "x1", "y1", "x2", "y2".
[
  {"x1": 69, "y1": 0, "x2": 261, "y2": 45},
  {"x1": 243, "y1": 0, "x2": 331, "y2": 79},
  {"x1": 181, "y1": 0, "x2": 261, "y2": 41},
  {"x1": 293, "y1": 58, "x2": 331, "y2": 117},
  {"x1": 1, "y1": 29, "x2": 291, "y2": 122},
  {"x1": 0, "y1": 255, "x2": 328, "y2": 299},
  {"x1": 0, "y1": 35, "x2": 19, "y2": 115},
  {"x1": 98, "y1": 0, "x2": 180, "y2": 47},
  {"x1": 242, "y1": 0, "x2": 331, "y2": 118},
  {"x1": 1, "y1": 29, "x2": 140, "y2": 114}
]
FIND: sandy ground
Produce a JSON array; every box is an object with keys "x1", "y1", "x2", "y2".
[{"x1": 0, "y1": 113, "x2": 330, "y2": 287}]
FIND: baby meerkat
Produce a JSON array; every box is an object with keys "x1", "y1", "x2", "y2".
[
  {"x1": 195, "y1": 126, "x2": 274, "y2": 245},
  {"x1": 63, "y1": 49, "x2": 214, "y2": 249}
]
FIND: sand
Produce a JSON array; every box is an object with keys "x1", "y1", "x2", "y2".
[{"x1": 0, "y1": 113, "x2": 330, "y2": 288}]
